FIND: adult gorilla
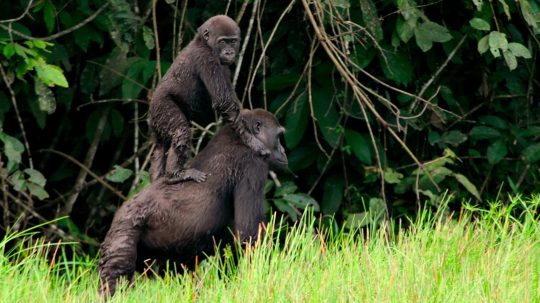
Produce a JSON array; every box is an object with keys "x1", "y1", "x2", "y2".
[{"x1": 99, "y1": 109, "x2": 287, "y2": 296}]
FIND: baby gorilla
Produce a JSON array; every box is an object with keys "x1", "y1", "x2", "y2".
[
  {"x1": 149, "y1": 15, "x2": 268, "y2": 184},
  {"x1": 99, "y1": 109, "x2": 287, "y2": 296}
]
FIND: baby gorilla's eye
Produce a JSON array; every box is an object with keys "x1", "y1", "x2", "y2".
[
  {"x1": 219, "y1": 40, "x2": 226, "y2": 45},
  {"x1": 231, "y1": 39, "x2": 237, "y2": 44}
]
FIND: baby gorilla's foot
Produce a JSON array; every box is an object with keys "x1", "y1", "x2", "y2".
[{"x1": 166, "y1": 168, "x2": 207, "y2": 184}]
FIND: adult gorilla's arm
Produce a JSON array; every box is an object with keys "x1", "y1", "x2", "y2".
[{"x1": 232, "y1": 169, "x2": 267, "y2": 242}]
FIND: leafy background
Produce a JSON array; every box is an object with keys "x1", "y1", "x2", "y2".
[{"x1": 0, "y1": 0, "x2": 539, "y2": 250}]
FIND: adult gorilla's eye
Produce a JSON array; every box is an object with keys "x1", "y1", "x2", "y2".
[
  {"x1": 219, "y1": 40, "x2": 226, "y2": 45},
  {"x1": 231, "y1": 39, "x2": 237, "y2": 44}
]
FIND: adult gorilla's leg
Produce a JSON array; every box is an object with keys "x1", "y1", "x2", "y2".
[{"x1": 98, "y1": 202, "x2": 145, "y2": 296}]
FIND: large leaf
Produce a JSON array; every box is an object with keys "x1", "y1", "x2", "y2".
[
  {"x1": 508, "y1": 42, "x2": 532, "y2": 59},
  {"x1": 282, "y1": 193, "x2": 320, "y2": 212},
  {"x1": 488, "y1": 31, "x2": 508, "y2": 58},
  {"x1": 360, "y1": 0, "x2": 383, "y2": 41},
  {"x1": 284, "y1": 94, "x2": 309, "y2": 149},
  {"x1": 344, "y1": 212, "x2": 370, "y2": 229},
  {"x1": 288, "y1": 145, "x2": 318, "y2": 171},
  {"x1": 380, "y1": 52, "x2": 413, "y2": 85},
  {"x1": 35, "y1": 61, "x2": 69, "y2": 88},
  {"x1": 470, "y1": 18, "x2": 490, "y2": 31},
  {"x1": 312, "y1": 86, "x2": 340, "y2": 147},
  {"x1": 274, "y1": 181, "x2": 298, "y2": 197},
  {"x1": 0, "y1": 132, "x2": 24, "y2": 171},
  {"x1": 274, "y1": 199, "x2": 298, "y2": 222},
  {"x1": 522, "y1": 143, "x2": 540, "y2": 163},
  {"x1": 106, "y1": 165, "x2": 133, "y2": 183},
  {"x1": 24, "y1": 168, "x2": 47, "y2": 187},
  {"x1": 503, "y1": 50, "x2": 517, "y2": 70},
  {"x1": 344, "y1": 130, "x2": 372, "y2": 165},
  {"x1": 43, "y1": 1, "x2": 56, "y2": 34},
  {"x1": 417, "y1": 21, "x2": 453, "y2": 42},
  {"x1": 414, "y1": 21, "x2": 452, "y2": 52},
  {"x1": 469, "y1": 126, "x2": 502, "y2": 140},
  {"x1": 122, "y1": 59, "x2": 146, "y2": 99},
  {"x1": 454, "y1": 173, "x2": 481, "y2": 200},
  {"x1": 321, "y1": 175, "x2": 345, "y2": 215},
  {"x1": 396, "y1": 17, "x2": 416, "y2": 43},
  {"x1": 477, "y1": 34, "x2": 489, "y2": 54},
  {"x1": 27, "y1": 183, "x2": 49, "y2": 200},
  {"x1": 487, "y1": 140, "x2": 507, "y2": 165}
]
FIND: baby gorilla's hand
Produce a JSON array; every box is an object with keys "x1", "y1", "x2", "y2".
[{"x1": 166, "y1": 168, "x2": 207, "y2": 184}]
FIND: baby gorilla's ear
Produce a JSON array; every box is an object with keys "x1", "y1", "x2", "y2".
[{"x1": 253, "y1": 120, "x2": 262, "y2": 134}]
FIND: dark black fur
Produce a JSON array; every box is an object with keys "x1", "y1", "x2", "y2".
[
  {"x1": 149, "y1": 15, "x2": 266, "y2": 183},
  {"x1": 99, "y1": 109, "x2": 287, "y2": 296}
]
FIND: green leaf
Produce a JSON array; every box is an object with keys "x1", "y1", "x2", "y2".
[
  {"x1": 24, "y1": 168, "x2": 47, "y2": 187},
  {"x1": 414, "y1": 21, "x2": 453, "y2": 51},
  {"x1": 109, "y1": 109, "x2": 124, "y2": 137},
  {"x1": 396, "y1": 17, "x2": 416, "y2": 43},
  {"x1": 3, "y1": 43, "x2": 15, "y2": 59},
  {"x1": 128, "y1": 171, "x2": 151, "y2": 198},
  {"x1": 414, "y1": 26, "x2": 433, "y2": 52},
  {"x1": 35, "y1": 62, "x2": 69, "y2": 88},
  {"x1": 142, "y1": 26, "x2": 155, "y2": 50},
  {"x1": 122, "y1": 60, "x2": 145, "y2": 99},
  {"x1": 274, "y1": 199, "x2": 298, "y2": 221},
  {"x1": 380, "y1": 52, "x2": 413, "y2": 85},
  {"x1": 9, "y1": 171, "x2": 26, "y2": 192},
  {"x1": 344, "y1": 212, "x2": 370, "y2": 229},
  {"x1": 288, "y1": 145, "x2": 318, "y2": 171},
  {"x1": 284, "y1": 94, "x2": 308, "y2": 149},
  {"x1": 274, "y1": 181, "x2": 298, "y2": 197},
  {"x1": 454, "y1": 173, "x2": 481, "y2": 200},
  {"x1": 321, "y1": 175, "x2": 345, "y2": 215},
  {"x1": 360, "y1": 0, "x2": 383, "y2": 41},
  {"x1": 479, "y1": 115, "x2": 508, "y2": 129},
  {"x1": 312, "y1": 86, "x2": 340, "y2": 147},
  {"x1": 106, "y1": 165, "x2": 133, "y2": 183},
  {"x1": 417, "y1": 21, "x2": 453, "y2": 43},
  {"x1": 263, "y1": 73, "x2": 301, "y2": 91},
  {"x1": 469, "y1": 126, "x2": 502, "y2": 140},
  {"x1": 43, "y1": 1, "x2": 56, "y2": 34},
  {"x1": 344, "y1": 130, "x2": 372, "y2": 165},
  {"x1": 477, "y1": 34, "x2": 489, "y2": 54},
  {"x1": 282, "y1": 193, "x2": 320, "y2": 212},
  {"x1": 80, "y1": 64, "x2": 99, "y2": 95},
  {"x1": 508, "y1": 42, "x2": 532, "y2": 59},
  {"x1": 0, "y1": 132, "x2": 24, "y2": 170},
  {"x1": 383, "y1": 168, "x2": 403, "y2": 184},
  {"x1": 27, "y1": 183, "x2": 49, "y2": 200},
  {"x1": 488, "y1": 31, "x2": 508, "y2": 58},
  {"x1": 34, "y1": 79, "x2": 56, "y2": 114},
  {"x1": 437, "y1": 130, "x2": 468, "y2": 146},
  {"x1": 519, "y1": 0, "x2": 539, "y2": 29},
  {"x1": 522, "y1": 143, "x2": 540, "y2": 163},
  {"x1": 470, "y1": 18, "x2": 490, "y2": 31},
  {"x1": 487, "y1": 140, "x2": 507, "y2": 165},
  {"x1": 503, "y1": 50, "x2": 517, "y2": 70}
]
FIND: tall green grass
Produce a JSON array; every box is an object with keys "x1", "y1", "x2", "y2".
[{"x1": 1, "y1": 195, "x2": 540, "y2": 302}]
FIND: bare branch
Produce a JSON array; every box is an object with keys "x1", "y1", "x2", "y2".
[{"x1": 0, "y1": 3, "x2": 109, "y2": 41}]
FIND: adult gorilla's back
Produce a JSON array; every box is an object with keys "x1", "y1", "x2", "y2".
[{"x1": 98, "y1": 109, "x2": 287, "y2": 296}]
